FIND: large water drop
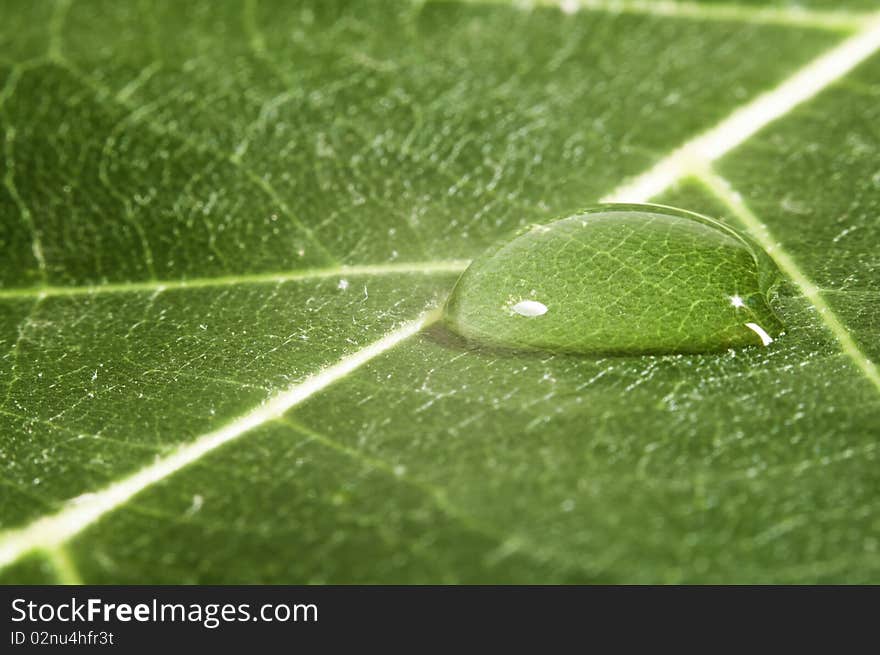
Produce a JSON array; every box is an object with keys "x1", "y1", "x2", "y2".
[{"x1": 444, "y1": 204, "x2": 784, "y2": 355}]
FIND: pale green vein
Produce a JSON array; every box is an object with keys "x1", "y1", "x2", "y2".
[
  {"x1": 695, "y1": 166, "x2": 880, "y2": 395},
  {"x1": 3, "y1": 125, "x2": 48, "y2": 283},
  {"x1": 47, "y1": 0, "x2": 72, "y2": 62},
  {"x1": 98, "y1": 101, "x2": 161, "y2": 280},
  {"x1": 2, "y1": 296, "x2": 44, "y2": 411},
  {"x1": 0, "y1": 63, "x2": 23, "y2": 109},
  {"x1": 45, "y1": 545, "x2": 84, "y2": 585},
  {"x1": 241, "y1": 0, "x2": 431, "y2": 261},
  {"x1": 0, "y1": 405, "x2": 166, "y2": 456},
  {"x1": 0, "y1": 308, "x2": 442, "y2": 569},
  {"x1": 603, "y1": 15, "x2": 880, "y2": 204},
  {"x1": 473, "y1": 0, "x2": 871, "y2": 31},
  {"x1": 0, "y1": 260, "x2": 470, "y2": 300},
  {"x1": 1, "y1": 0, "x2": 876, "y2": 582},
  {"x1": 115, "y1": 61, "x2": 162, "y2": 103},
  {"x1": 46, "y1": 57, "x2": 339, "y2": 266}
]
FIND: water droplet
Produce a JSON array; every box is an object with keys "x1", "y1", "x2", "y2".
[{"x1": 444, "y1": 204, "x2": 784, "y2": 355}]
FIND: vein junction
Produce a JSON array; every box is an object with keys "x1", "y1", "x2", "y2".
[{"x1": 3, "y1": 3, "x2": 880, "y2": 574}]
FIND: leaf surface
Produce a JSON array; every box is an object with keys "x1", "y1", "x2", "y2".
[{"x1": 1, "y1": 0, "x2": 878, "y2": 583}]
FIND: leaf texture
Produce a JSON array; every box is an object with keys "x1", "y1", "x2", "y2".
[{"x1": 1, "y1": 0, "x2": 879, "y2": 583}]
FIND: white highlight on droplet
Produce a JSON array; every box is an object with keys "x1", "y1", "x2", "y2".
[
  {"x1": 745, "y1": 322, "x2": 774, "y2": 346},
  {"x1": 511, "y1": 300, "x2": 548, "y2": 317},
  {"x1": 730, "y1": 295, "x2": 745, "y2": 308},
  {"x1": 337, "y1": 279, "x2": 349, "y2": 290}
]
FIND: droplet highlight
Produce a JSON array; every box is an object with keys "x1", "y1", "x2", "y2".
[
  {"x1": 444, "y1": 204, "x2": 784, "y2": 355},
  {"x1": 511, "y1": 300, "x2": 548, "y2": 317}
]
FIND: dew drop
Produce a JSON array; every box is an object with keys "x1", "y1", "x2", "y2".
[{"x1": 444, "y1": 204, "x2": 785, "y2": 355}]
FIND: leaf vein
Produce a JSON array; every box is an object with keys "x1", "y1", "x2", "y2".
[
  {"x1": 0, "y1": 308, "x2": 441, "y2": 569},
  {"x1": 695, "y1": 167, "x2": 880, "y2": 396},
  {"x1": 48, "y1": 57, "x2": 339, "y2": 266},
  {"x1": 509, "y1": 0, "x2": 871, "y2": 32},
  {"x1": 0, "y1": 260, "x2": 470, "y2": 300}
]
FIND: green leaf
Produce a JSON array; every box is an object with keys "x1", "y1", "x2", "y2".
[{"x1": 1, "y1": 0, "x2": 879, "y2": 583}]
